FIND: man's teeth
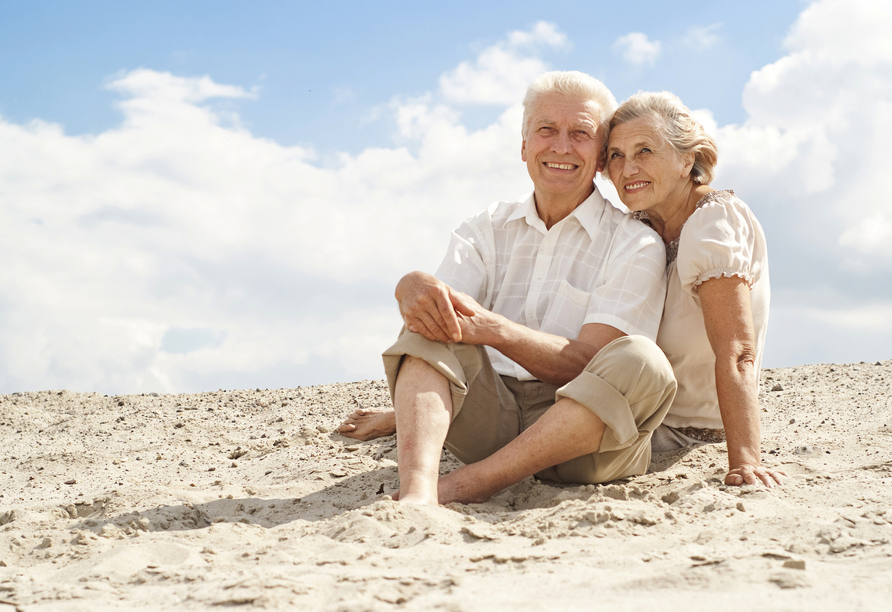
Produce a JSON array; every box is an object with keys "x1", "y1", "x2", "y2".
[
  {"x1": 545, "y1": 162, "x2": 575, "y2": 170},
  {"x1": 625, "y1": 182, "x2": 649, "y2": 190}
]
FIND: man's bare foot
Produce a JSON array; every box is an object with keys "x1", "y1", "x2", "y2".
[
  {"x1": 436, "y1": 464, "x2": 505, "y2": 505},
  {"x1": 336, "y1": 408, "x2": 396, "y2": 441},
  {"x1": 390, "y1": 489, "x2": 438, "y2": 505},
  {"x1": 392, "y1": 465, "x2": 504, "y2": 506}
]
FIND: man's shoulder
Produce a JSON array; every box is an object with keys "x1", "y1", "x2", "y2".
[
  {"x1": 587, "y1": 194, "x2": 662, "y2": 246},
  {"x1": 462, "y1": 195, "x2": 531, "y2": 230}
]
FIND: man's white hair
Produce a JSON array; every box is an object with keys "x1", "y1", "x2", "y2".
[{"x1": 521, "y1": 71, "x2": 618, "y2": 145}]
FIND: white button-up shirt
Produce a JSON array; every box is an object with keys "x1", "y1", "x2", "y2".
[{"x1": 436, "y1": 186, "x2": 667, "y2": 381}]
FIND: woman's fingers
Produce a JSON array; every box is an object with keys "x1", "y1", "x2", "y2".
[{"x1": 725, "y1": 466, "x2": 785, "y2": 488}]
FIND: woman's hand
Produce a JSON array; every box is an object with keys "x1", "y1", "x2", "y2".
[
  {"x1": 698, "y1": 276, "x2": 785, "y2": 490},
  {"x1": 725, "y1": 463, "x2": 786, "y2": 488}
]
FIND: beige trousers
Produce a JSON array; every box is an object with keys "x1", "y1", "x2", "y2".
[{"x1": 383, "y1": 332, "x2": 676, "y2": 485}]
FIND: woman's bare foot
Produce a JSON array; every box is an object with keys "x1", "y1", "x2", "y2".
[{"x1": 337, "y1": 408, "x2": 396, "y2": 441}]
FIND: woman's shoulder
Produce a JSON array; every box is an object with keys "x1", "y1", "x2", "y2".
[
  {"x1": 676, "y1": 188, "x2": 768, "y2": 282},
  {"x1": 695, "y1": 188, "x2": 744, "y2": 213},
  {"x1": 685, "y1": 189, "x2": 761, "y2": 236}
]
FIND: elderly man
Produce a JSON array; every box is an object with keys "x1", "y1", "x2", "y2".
[{"x1": 339, "y1": 71, "x2": 676, "y2": 505}]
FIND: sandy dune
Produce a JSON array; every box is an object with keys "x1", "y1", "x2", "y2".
[{"x1": 1, "y1": 360, "x2": 891, "y2": 611}]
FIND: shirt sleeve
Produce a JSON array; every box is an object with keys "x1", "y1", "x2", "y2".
[
  {"x1": 583, "y1": 218, "x2": 668, "y2": 341},
  {"x1": 434, "y1": 217, "x2": 491, "y2": 305},
  {"x1": 676, "y1": 194, "x2": 765, "y2": 297}
]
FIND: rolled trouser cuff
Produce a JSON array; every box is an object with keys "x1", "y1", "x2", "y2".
[
  {"x1": 382, "y1": 327, "x2": 486, "y2": 418},
  {"x1": 543, "y1": 335, "x2": 677, "y2": 484},
  {"x1": 557, "y1": 370, "x2": 638, "y2": 452}
]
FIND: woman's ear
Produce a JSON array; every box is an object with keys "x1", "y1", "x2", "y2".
[{"x1": 682, "y1": 151, "x2": 696, "y2": 177}]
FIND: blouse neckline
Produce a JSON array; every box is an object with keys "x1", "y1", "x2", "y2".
[{"x1": 632, "y1": 189, "x2": 735, "y2": 265}]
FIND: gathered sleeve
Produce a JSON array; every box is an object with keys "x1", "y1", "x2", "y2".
[{"x1": 676, "y1": 194, "x2": 766, "y2": 297}]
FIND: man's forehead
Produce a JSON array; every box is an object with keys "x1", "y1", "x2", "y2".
[{"x1": 530, "y1": 95, "x2": 600, "y2": 126}]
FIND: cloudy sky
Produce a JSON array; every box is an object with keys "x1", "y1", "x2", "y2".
[{"x1": 1, "y1": 0, "x2": 890, "y2": 394}]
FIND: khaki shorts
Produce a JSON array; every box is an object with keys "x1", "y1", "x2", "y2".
[{"x1": 383, "y1": 331, "x2": 677, "y2": 485}]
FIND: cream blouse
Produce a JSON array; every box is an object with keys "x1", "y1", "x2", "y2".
[{"x1": 647, "y1": 190, "x2": 770, "y2": 430}]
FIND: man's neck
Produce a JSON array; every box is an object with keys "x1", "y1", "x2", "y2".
[{"x1": 533, "y1": 185, "x2": 595, "y2": 230}]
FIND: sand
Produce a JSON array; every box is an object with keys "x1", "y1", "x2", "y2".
[{"x1": 1, "y1": 360, "x2": 891, "y2": 611}]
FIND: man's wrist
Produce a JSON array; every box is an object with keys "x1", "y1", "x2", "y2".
[{"x1": 484, "y1": 312, "x2": 516, "y2": 351}]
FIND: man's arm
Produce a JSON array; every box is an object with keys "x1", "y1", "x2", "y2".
[
  {"x1": 397, "y1": 271, "x2": 622, "y2": 385},
  {"x1": 396, "y1": 271, "x2": 476, "y2": 344},
  {"x1": 452, "y1": 291, "x2": 624, "y2": 386}
]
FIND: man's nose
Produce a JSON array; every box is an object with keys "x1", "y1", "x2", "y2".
[{"x1": 551, "y1": 130, "x2": 572, "y2": 153}]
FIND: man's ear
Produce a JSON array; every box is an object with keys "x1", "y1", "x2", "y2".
[
  {"x1": 595, "y1": 147, "x2": 607, "y2": 173},
  {"x1": 521, "y1": 138, "x2": 527, "y2": 162}
]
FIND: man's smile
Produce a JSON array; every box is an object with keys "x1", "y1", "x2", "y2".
[{"x1": 544, "y1": 162, "x2": 577, "y2": 170}]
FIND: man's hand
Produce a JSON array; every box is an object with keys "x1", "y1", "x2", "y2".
[
  {"x1": 396, "y1": 272, "x2": 476, "y2": 344},
  {"x1": 454, "y1": 293, "x2": 502, "y2": 346}
]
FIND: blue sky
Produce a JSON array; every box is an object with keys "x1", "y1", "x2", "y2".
[
  {"x1": 1, "y1": 0, "x2": 891, "y2": 394},
  {"x1": 2, "y1": 1, "x2": 803, "y2": 153}
]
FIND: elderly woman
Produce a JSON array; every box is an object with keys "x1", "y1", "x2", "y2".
[{"x1": 605, "y1": 92, "x2": 784, "y2": 488}]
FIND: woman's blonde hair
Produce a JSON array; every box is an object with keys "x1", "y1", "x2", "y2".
[{"x1": 609, "y1": 91, "x2": 718, "y2": 185}]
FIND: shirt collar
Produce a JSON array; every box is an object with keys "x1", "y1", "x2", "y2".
[{"x1": 508, "y1": 183, "x2": 606, "y2": 239}]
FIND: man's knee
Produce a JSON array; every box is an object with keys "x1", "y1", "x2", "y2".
[{"x1": 588, "y1": 335, "x2": 676, "y2": 402}]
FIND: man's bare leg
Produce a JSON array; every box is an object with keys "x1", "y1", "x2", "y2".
[
  {"x1": 436, "y1": 397, "x2": 606, "y2": 504},
  {"x1": 337, "y1": 408, "x2": 396, "y2": 441},
  {"x1": 391, "y1": 356, "x2": 454, "y2": 505}
]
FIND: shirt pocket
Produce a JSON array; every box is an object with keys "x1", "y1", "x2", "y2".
[{"x1": 542, "y1": 279, "x2": 591, "y2": 339}]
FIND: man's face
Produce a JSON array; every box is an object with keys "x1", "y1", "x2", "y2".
[{"x1": 521, "y1": 94, "x2": 603, "y2": 205}]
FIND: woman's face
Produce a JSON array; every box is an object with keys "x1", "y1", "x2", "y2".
[{"x1": 606, "y1": 116, "x2": 693, "y2": 213}]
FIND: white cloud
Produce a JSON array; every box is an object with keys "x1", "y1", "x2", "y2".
[
  {"x1": 439, "y1": 21, "x2": 568, "y2": 105},
  {"x1": 785, "y1": 0, "x2": 892, "y2": 64},
  {"x1": 705, "y1": 0, "x2": 892, "y2": 366},
  {"x1": 107, "y1": 68, "x2": 258, "y2": 104},
  {"x1": 714, "y1": 0, "x2": 892, "y2": 256},
  {"x1": 0, "y1": 66, "x2": 532, "y2": 394},
  {"x1": 613, "y1": 32, "x2": 661, "y2": 66},
  {"x1": 682, "y1": 23, "x2": 722, "y2": 50},
  {"x1": 506, "y1": 21, "x2": 568, "y2": 48},
  {"x1": 6, "y1": 1, "x2": 892, "y2": 392}
]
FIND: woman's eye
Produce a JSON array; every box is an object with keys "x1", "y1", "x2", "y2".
[{"x1": 641, "y1": 147, "x2": 652, "y2": 154}]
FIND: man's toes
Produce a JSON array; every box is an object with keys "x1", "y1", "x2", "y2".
[{"x1": 337, "y1": 423, "x2": 357, "y2": 432}]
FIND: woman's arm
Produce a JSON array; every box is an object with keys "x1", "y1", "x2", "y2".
[{"x1": 698, "y1": 275, "x2": 784, "y2": 487}]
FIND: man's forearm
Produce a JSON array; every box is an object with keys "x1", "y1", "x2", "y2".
[{"x1": 485, "y1": 315, "x2": 602, "y2": 386}]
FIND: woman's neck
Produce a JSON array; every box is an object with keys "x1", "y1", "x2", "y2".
[{"x1": 645, "y1": 183, "x2": 712, "y2": 243}]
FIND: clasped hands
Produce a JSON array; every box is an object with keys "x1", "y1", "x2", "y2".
[{"x1": 396, "y1": 272, "x2": 496, "y2": 346}]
